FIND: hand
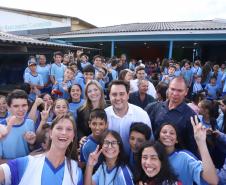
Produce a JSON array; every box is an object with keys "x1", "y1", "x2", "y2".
[
  {"x1": 138, "y1": 181, "x2": 147, "y2": 185},
  {"x1": 24, "y1": 131, "x2": 36, "y2": 144},
  {"x1": 87, "y1": 145, "x2": 102, "y2": 167},
  {"x1": 190, "y1": 115, "x2": 207, "y2": 143},
  {"x1": 41, "y1": 102, "x2": 51, "y2": 122},
  {"x1": 79, "y1": 136, "x2": 87, "y2": 148},
  {"x1": 34, "y1": 96, "x2": 44, "y2": 107},
  {"x1": 0, "y1": 124, "x2": 10, "y2": 139}
]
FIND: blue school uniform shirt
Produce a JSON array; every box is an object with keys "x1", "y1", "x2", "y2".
[
  {"x1": 211, "y1": 71, "x2": 223, "y2": 89},
  {"x1": 69, "y1": 99, "x2": 85, "y2": 120},
  {"x1": 37, "y1": 65, "x2": 50, "y2": 85},
  {"x1": 6, "y1": 156, "x2": 83, "y2": 185},
  {"x1": 182, "y1": 69, "x2": 193, "y2": 86},
  {"x1": 92, "y1": 163, "x2": 134, "y2": 185},
  {"x1": 81, "y1": 61, "x2": 91, "y2": 69},
  {"x1": 80, "y1": 135, "x2": 99, "y2": 163},
  {"x1": 24, "y1": 72, "x2": 44, "y2": 86},
  {"x1": 52, "y1": 81, "x2": 72, "y2": 100},
  {"x1": 192, "y1": 66, "x2": 202, "y2": 77},
  {"x1": 50, "y1": 63, "x2": 66, "y2": 83},
  {"x1": 0, "y1": 112, "x2": 9, "y2": 122},
  {"x1": 193, "y1": 82, "x2": 203, "y2": 93},
  {"x1": 222, "y1": 73, "x2": 226, "y2": 93},
  {"x1": 111, "y1": 69, "x2": 118, "y2": 80},
  {"x1": 205, "y1": 83, "x2": 219, "y2": 100},
  {"x1": 169, "y1": 150, "x2": 207, "y2": 185},
  {"x1": 174, "y1": 69, "x2": 181, "y2": 77},
  {"x1": 73, "y1": 77, "x2": 86, "y2": 98},
  {"x1": 0, "y1": 118, "x2": 35, "y2": 159}
]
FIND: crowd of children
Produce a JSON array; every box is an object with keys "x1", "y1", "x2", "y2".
[{"x1": 0, "y1": 51, "x2": 225, "y2": 184}]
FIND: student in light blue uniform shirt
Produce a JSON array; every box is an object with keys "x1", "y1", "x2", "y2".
[
  {"x1": 0, "y1": 95, "x2": 9, "y2": 122},
  {"x1": 37, "y1": 55, "x2": 51, "y2": 93},
  {"x1": 0, "y1": 113, "x2": 83, "y2": 185},
  {"x1": 80, "y1": 109, "x2": 108, "y2": 168},
  {"x1": 80, "y1": 53, "x2": 91, "y2": 69},
  {"x1": 211, "y1": 64, "x2": 223, "y2": 89},
  {"x1": 181, "y1": 60, "x2": 193, "y2": 87},
  {"x1": 50, "y1": 51, "x2": 66, "y2": 84},
  {"x1": 51, "y1": 67, "x2": 75, "y2": 100},
  {"x1": 24, "y1": 60, "x2": 44, "y2": 101},
  {"x1": 205, "y1": 76, "x2": 219, "y2": 100},
  {"x1": 0, "y1": 90, "x2": 35, "y2": 161},
  {"x1": 157, "y1": 122, "x2": 218, "y2": 185},
  {"x1": 68, "y1": 84, "x2": 85, "y2": 120},
  {"x1": 84, "y1": 130, "x2": 134, "y2": 185},
  {"x1": 192, "y1": 76, "x2": 203, "y2": 94}
]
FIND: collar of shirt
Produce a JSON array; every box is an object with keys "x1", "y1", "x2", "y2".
[{"x1": 162, "y1": 100, "x2": 186, "y2": 113}]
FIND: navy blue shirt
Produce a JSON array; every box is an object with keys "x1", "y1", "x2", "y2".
[
  {"x1": 145, "y1": 100, "x2": 198, "y2": 156},
  {"x1": 129, "y1": 91, "x2": 155, "y2": 109}
]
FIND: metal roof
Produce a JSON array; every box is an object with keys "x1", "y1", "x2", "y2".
[
  {"x1": 55, "y1": 19, "x2": 226, "y2": 36},
  {"x1": 0, "y1": 31, "x2": 98, "y2": 50},
  {"x1": 0, "y1": 6, "x2": 96, "y2": 28}
]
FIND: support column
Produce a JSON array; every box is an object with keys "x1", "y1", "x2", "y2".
[
  {"x1": 168, "y1": 40, "x2": 174, "y2": 59},
  {"x1": 111, "y1": 41, "x2": 115, "y2": 57}
]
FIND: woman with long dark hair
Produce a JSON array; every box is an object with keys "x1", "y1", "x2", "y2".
[
  {"x1": 0, "y1": 113, "x2": 83, "y2": 185},
  {"x1": 156, "y1": 121, "x2": 218, "y2": 185},
  {"x1": 134, "y1": 141, "x2": 179, "y2": 185},
  {"x1": 84, "y1": 130, "x2": 134, "y2": 185}
]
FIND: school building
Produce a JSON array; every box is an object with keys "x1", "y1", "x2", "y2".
[{"x1": 51, "y1": 19, "x2": 226, "y2": 63}]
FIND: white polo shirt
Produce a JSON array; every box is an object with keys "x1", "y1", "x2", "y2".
[
  {"x1": 130, "y1": 79, "x2": 157, "y2": 98},
  {"x1": 105, "y1": 103, "x2": 152, "y2": 154}
]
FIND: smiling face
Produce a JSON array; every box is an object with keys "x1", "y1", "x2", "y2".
[
  {"x1": 54, "y1": 99, "x2": 68, "y2": 116},
  {"x1": 50, "y1": 118, "x2": 75, "y2": 150},
  {"x1": 141, "y1": 146, "x2": 161, "y2": 178},
  {"x1": 159, "y1": 124, "x2": 178, "y2": 149},
  {"x1": 43, "y1": 94, "x2": 53, "y2": 109},
  {"x1": 70, "y1": 85, "x2": 82, "y2": 101},
  {"x1": 8, "y1": 98, "x2": 28, "y2": 119},
  {"x1": 102, "y1": 133, "x2": 120, "y2": 160},
  {"x1": 64, "y1": 68, "x2": 75, "y2": 81},
  {"x1": 109, "y1": 84, "x2": 129, "y2": 112},
  {"x1": 89, "y1": 117, "x2": 107, "y2": 139},
  {"x1": 0, "y1": 97, "x2": 7, "y2": 114},
  {"x1": 86, "y1": 84, "x2": 101, "y2": 103}
]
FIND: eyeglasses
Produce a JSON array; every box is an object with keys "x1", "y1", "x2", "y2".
[{"x1": 103, "y1": 140, "x2": 120, "y2": 148}]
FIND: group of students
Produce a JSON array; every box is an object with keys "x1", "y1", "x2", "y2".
[{"x1": 0, "y1": 51, "x2": 225, "y2": 184}]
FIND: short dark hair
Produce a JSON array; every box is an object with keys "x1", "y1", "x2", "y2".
[
  {"x1": 82, "y1": 64, "x2": 95, "y2": 74},
  {"x1": 53, "y1": 51, "x2": 63, "y2": 57},
  {"x1": 108, "y1": 80, "x2": 130, "y2": 94},
  {"x1": 129, "y1": 122, "x2": 152, "y2": 140},
  {"x1": 111, "y1": 59, "x2": 118, "y2": 67},
  {"x1": 89, "y1": 108, "x2": 107, "y2": 123},
  {"x1": 93, "y1": 55, "x2": 103, "y2": 62},
  {"x1": 6, "y1": 89, "x2": 28, "y2": 106}
]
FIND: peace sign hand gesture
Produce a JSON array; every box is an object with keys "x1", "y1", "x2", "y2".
[
  {"x1": 41, "y1": 102, "x2": 51, "y2": 122},
  {"x1": 190, "y1": 115, "x2": 207, "y2": 144},
  {"x1": 87, "y1": 145, "x2": 102, "y2": 167}
]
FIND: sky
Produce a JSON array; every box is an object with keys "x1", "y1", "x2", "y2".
[{"x1": 0, "y1": 0, "x2": 226, "y2": 27}]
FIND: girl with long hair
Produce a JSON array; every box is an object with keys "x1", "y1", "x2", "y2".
[
  {"x1": 156, "y1": 121, "x2": 218, "y2": 185},
  {"x1": 134, "y1": 141, "x2": 179, "y2": 185},
  {"x1": 77, "y1": 80, "x2": 106, "y2": 139},
  {"x1": 84, "y1": 130, "x2": 134, "y2": 185},
  {"x1": 0, "y1": 113, "x2": 83, "y2": 185}
]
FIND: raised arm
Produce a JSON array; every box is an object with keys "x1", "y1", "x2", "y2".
[
  {"x1": 191, "y1": 116, "x2": 219, "y2": 185},
  {"x1": 84, "y1": 145, "x2": 102, "y2": 185}
]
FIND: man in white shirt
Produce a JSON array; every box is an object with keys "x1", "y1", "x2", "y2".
[
  {"x1": 105, "y1": 80, "x2": 152, "y2": 154},
  {"x1": 130, "y1": 66, "x2": 156, "y2": 98}
]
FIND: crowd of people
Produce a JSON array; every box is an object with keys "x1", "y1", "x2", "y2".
[{"x1": 0, "y1": 50, "x2": 225, "y2": 184}]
